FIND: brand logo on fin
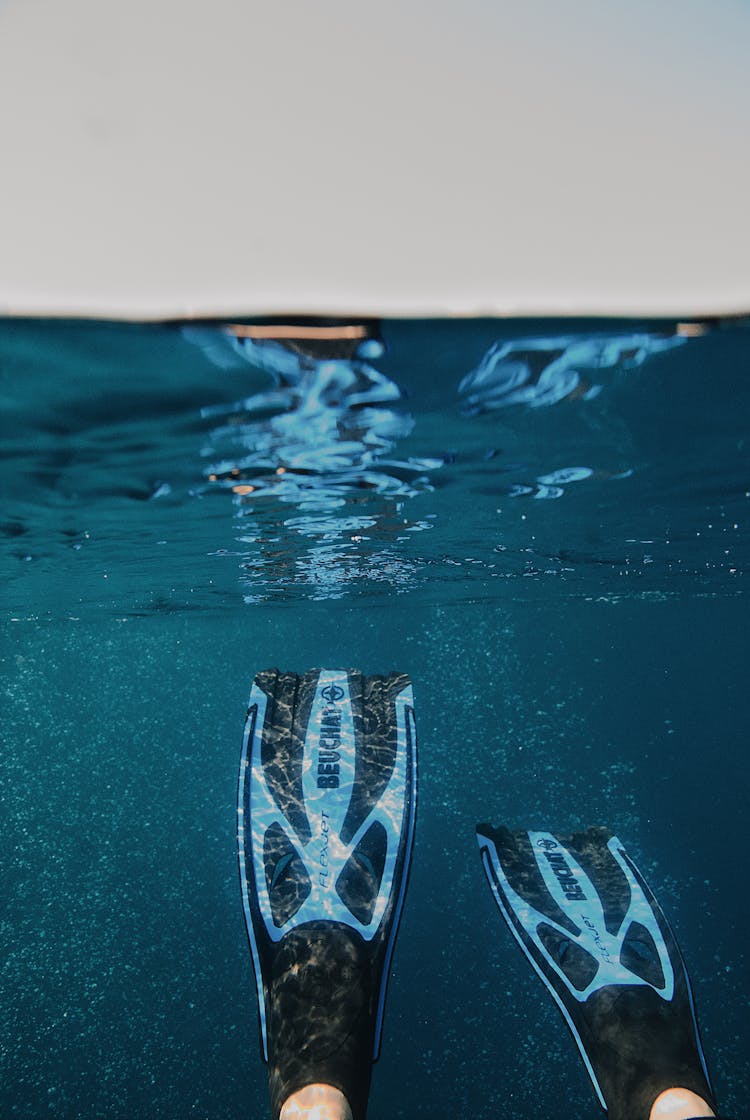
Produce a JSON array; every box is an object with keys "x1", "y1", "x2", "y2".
[
  {"x1": 317, "y1": 687, "x2": 343, "y2": 788},
  {"x1": 542, "y1": 850, "x2": 587, "y2": 901},
  {"x1": 319, "y1": 809, "x2": 331, "y2": 885},
  {"x1": 321, "y1": 684, "x2": 344, "y2": 703}
]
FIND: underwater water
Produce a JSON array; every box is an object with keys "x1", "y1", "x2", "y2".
[{"x1": 2, "y1": 316, "x2": 749, "y2": 1118}]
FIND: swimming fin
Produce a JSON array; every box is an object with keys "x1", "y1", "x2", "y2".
[
  {"x1": 476, "y1": 825, "x2": 717, "y2": 1120},
  {"x1": 238, "y1": 668, "x2": 417, "y2": 1120}
]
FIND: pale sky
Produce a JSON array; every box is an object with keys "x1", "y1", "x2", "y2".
[{"x1": 1, "y1": 0, "x2": 748, "y2": 318}]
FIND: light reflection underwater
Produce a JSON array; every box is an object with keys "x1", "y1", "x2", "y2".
[{"x1": 183, "y1": 320, "x2": 709, "y2": 602}]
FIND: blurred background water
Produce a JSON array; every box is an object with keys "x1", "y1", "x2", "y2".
[{"x1": 2, "y1": 316, "x2": 748, "y2": 1118}]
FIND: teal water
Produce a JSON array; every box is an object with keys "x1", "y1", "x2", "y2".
[{"x1": 2, "y1": 318, "x2": 749, "y2": 1118}]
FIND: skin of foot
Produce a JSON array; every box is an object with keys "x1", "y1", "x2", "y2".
[
  {"x1": 649, "y1": 1087, "x2": 716, "y2": 1119},
  {"x1": 279, "y1": 1083, "x2": 354, "y2": 1120}
]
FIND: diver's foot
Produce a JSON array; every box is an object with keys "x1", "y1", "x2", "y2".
[
  {"x1": 264, "y1": 923, "x2": 373, "y2": 1120},
  {"x1": 649, "y1": 1087, "x2": 716, "y2": 1119},
  {"x1": 280, "y1": 1083, "x2": 353, "y2": 1120}
]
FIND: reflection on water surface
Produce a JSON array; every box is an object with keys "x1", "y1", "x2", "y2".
[{"x1": 1, "y1": 316, "x2": 747, "y2": 616}]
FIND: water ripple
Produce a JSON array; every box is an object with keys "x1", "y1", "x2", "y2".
[
  {"x1": 458, "y1": 328, "x2": 688, "y2": 413},
  {"x1": 185, "y1": 325, "x2": 444, "y2": 600}
]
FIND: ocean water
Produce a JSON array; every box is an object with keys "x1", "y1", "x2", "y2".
[{"x1": 2, "y1": 316, "x2": 749, "y2": 1118}]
